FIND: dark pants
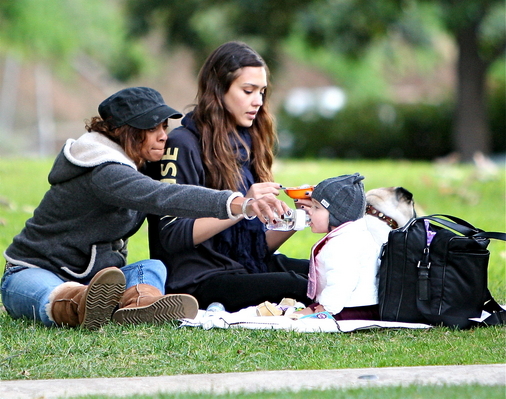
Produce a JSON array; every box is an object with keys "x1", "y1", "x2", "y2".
[
  {"x1": 333, "y1": 305, "x2": 380, "y2": 321},
  {"x1": 187, "y1": 254, "x2": 310, "y2": 312}
]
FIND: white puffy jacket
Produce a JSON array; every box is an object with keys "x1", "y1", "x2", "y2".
[{"x1": 309, "y1": 218, "x2": 381, "y2": 315}]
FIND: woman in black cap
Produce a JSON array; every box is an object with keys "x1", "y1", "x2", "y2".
[
  {"x1": 146, "y1": 42, "x2": 311, "y2": 312},
  {"x1": 2, "y1": 87, "x2": 287, "y2": 330}
]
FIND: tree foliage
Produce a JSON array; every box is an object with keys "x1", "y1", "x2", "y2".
[
  {"x1": 0, "y1": 0, "x2": 145, "y2": 80},
  {"x1": 124, "y1": 0, "x2": 318, "y2": 70},
  {"x1": 1, "y1": 0, "x2": 503, "y2": 157},
  {"x1": 295, "y1": 0, "x2": 505, "y2": 158},
  {"x1": 125, "y1": 0, "x2": 505, "y2": 159}
]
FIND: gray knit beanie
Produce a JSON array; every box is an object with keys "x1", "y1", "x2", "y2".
[{"x1": 312, "y1": 173, "x2": 366, "y2": 229}]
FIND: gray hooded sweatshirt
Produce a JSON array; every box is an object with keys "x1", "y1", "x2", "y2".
[{"x1": 4, "y1": 132, "x2": 234, "y2": 282}]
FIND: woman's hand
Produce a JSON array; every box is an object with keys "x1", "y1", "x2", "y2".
[
  {"x1": 245, "y1": 182, "x2": 283, "y2": 199},
  {"x1": 231, "y1": 194, "x2": 289, "y2": 223},
  {"x1": 247, "y1": 194, "x2": 290, "y2": 222},
  {"x1": 294, "y1": 198, "x2": 312, "y2": 210},
  {"x1": 235, "y1": 182, "x2": 288, "y2": 223}
]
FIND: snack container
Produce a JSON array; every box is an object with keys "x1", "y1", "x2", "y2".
[{"x1": 284, "y1": 185, "x2": 314, "y2": 199}]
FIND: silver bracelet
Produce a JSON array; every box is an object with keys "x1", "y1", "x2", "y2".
[
  {"x1": 241, "y1": 197, "x2": 257, "y2": 220},
  {"x1": 227, "y1": 192, "x2": 244, "y2": 220}
]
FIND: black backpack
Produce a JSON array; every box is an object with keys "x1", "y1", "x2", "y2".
[{"x1": 378, "y1": 214, "x2": 506, "y2": 329}]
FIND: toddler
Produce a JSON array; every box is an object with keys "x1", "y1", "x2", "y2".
[{"x1": 295, "y1": 173, "x2": 381, "y2": 320}]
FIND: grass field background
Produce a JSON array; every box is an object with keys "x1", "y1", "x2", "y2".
[
  {"x1": 2, "y1": 158, "x2": 503, "y2": 300},
  {"x1": 67, "y1": 385, "x2": 506, "y2": 399},
  {"x1": 0, "y1": 158, "x2": 504, "y2": 390}
]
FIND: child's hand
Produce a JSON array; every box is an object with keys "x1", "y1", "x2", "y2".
[
  {"x1": 313, "y1": 304, "x2": 326, "y2": 313},
  {"x1": 293, "y1": 307, "x2": 314, "y2": 316}
]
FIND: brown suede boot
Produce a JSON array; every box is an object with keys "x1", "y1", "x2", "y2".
[
  {"x1": 47, "y1": 267, "x2": 126, "y2": 330},
  {"x1": 112, "y1": 284, "x2": 198, "y2": 324}
]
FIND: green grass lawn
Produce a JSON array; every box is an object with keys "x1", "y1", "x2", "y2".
[
  {"x1": 0, "y1": 158, "x2": 505, "y2": 394},
  {"x1": 70, "y1": 385, "x2": 506, "y2": 399}
]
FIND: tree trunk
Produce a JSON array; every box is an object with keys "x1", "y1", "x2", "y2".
[
  {"x1": 454, "y1": 22, "x2": 490, "y2": 161},
  {"x1": 0, "y1": 56, "x2": 20, "y2": 137},
  {"x1": 35, "y1": 64, "x2": 55, "y2": 157}
]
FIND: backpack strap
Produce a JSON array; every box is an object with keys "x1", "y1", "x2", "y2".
[
  {"x1": 428, "y1": 214, "x2": 480, "y2": 230},
  {"x1": 481, "y1": 290, "x2": 506, "y2": 326},
  {"x1": 474, "y1": 231, "x2": 506, "y2": 241},
  {"x1": 423, "y1": 214, "x2": 506, "y2": 241}
]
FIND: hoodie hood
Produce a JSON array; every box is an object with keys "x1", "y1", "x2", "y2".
[
  {"x1": 180, "y1": 112, "x2": 200, "y2": 139},
  {"x1": 49, "y1": 132, "x2": 136, "y2": 185}
]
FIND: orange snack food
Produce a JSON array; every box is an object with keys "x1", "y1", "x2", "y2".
[{"x1": 284, "y1": 185, "x2": 314, "y2": 199}]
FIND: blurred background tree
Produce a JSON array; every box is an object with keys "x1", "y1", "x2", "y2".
[
  {"x1": 124, "y1": 0, "x2": 505, "y2": 161},
  {"x1": 291, "y1": 0, "x2": 505, "y2": 160},
  {"x1": 0, "y1": 0, "x2": 144, "y2": 79},
  {"x1": 123, "y1": 0, "x2": 313, "y2": 72},
  {"x1": 0, "y1": 0, "x2": 146, "y2": 156},
  {"x1": 0, "y1": 0, "x2": 504, "y2": 161},
  {"x1": 0, "y1": 0, "x2": 146, "y2": 155}
]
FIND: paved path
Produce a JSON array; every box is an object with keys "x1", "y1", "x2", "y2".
[{"x1": 1, "y1": 364, "x2": 505, "y2": 398}]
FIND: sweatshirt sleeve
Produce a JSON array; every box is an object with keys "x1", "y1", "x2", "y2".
[{"x1": 89, "y1": 162, "x2": 233, "y2": 220}]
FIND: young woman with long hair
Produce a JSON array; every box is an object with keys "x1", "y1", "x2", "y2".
[{"x1": 147, "y1": 42, "x2": 311, "y2": 312}]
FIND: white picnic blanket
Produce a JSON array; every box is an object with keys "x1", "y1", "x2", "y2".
[{"x1": 180, "y1": 307, "x2": 432, "y2": 333}]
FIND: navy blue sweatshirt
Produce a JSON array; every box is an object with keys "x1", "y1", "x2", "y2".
[{"x1": 146, "y1": 113, "x2": 270, "y2": 293}]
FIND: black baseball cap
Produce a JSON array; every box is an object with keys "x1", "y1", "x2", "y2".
[{"x1": 98, "y1": 87, "x2": 182, "y2": 129}]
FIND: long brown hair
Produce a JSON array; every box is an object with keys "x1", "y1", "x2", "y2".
[
  {"x1": 85, "y1": 116, "x2": 147, "y2": 169},
  {"x1": 193, "y1": 41, "x2": 276, "y2": 191}
]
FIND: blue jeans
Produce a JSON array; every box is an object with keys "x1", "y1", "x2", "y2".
[{"x1": 1, "y1": 260, "x2": 167, "y2": 327}]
